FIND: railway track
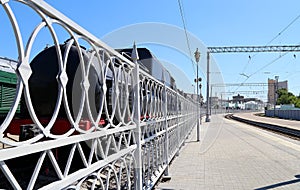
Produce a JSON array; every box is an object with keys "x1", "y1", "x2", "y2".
[{"x1": 225, "y1": 114, "x2": 300, "y2": 140}]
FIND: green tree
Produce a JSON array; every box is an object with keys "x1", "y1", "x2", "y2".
[
  {"x1": 276, "y1": 89, "x2": 290, "y2": 104},
  {"x1": 295, "y1": 99, "x2": 300, "y2": 108},
  {"x1": 276, "y1": 88, "x2": 300, "y2": 108}
]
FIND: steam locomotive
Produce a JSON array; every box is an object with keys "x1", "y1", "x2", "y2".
[
  {"x1": 0, "y1": 43, "x2": 179, "y2": 188},
  {"x1": 117, "y1": 47, "x2": 176, "y2": 89},
  {"x1": 2, "y1": 42, "x2": 177, "y2": 139}
]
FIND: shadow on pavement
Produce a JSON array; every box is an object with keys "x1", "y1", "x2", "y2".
[{"x1": 255, "y1": 175, "x2": 300, "y2": 190}]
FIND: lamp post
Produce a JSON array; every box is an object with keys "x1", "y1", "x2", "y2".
[
  {"x1": 206, "y1": 52, "x2": 210, "y2": 122},
  {"x1": 194, "y1": 48, "x2": 201, "y2": 142},
  {"x1": 199, "y1": 83, "x2": 202, "y2": 125},
  {"x1": 192, "y1": 84, "x2": 195, "y2": 95}
]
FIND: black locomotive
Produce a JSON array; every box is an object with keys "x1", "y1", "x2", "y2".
[
  {"x1": 0, "y1": 43, "x2": 180, "y2": 188},
  {"x1": 117, "y1": 47, "x2": 176, "y2": 89},
  {"x1": 3, "y1": 42, "x2": 177, "y2": 137}
]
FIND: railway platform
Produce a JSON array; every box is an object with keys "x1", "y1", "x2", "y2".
[
  {"x1": 233, "y1": 112, "x2": 300, "y2": 131},
  {"x1": 156, "y1": 113, "x2": 300, "y2": 190}
]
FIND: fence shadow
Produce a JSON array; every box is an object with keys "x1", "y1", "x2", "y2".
[{"x1": 255, "y1": 175, "x2": 300, "y2": 190}]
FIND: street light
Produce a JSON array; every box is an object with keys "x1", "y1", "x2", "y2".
[
  {"x1": 192, "y1": 84, "x2": 195, "y2": 95},
  {"x1": 199, "y1": 83, "x2": 202, "y2": 125},
  {"x1": 206, "y1": 52, "x2": 210, "y2": 122},
  {"x1": 194, "y1": 48, "x2": 201, "y2": 142}
]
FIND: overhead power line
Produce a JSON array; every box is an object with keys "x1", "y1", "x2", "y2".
[
  {"x1": 237, "y1": 13, "x2": 300, "y2": 85},
  {"x1": 177, "y1": 0, "x2": 196, "y2": 76},
  {"x1": 208, "y1": 44, "x2": 300, "y2": 93},
  {"x1": 266, "y1": 13, "x2": 300, "y2": 45}
]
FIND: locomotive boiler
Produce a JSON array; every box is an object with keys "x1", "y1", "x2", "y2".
[{"x1": 3, "y1": 42, "x2": 178, "y2": 138}]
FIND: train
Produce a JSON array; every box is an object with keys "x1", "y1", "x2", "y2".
[
  {"x1": 1, "y1": 42, "x2": 177, "y2": 139},
  {"x1": 0, "y1": 43, "x2": 180, "y2": 188},
  {"x1": 117, "y1": 47, "x2": 176, "y2": 89},
  {"x1": 0, "y1": 57, "x2": 19, "y2": 116}
]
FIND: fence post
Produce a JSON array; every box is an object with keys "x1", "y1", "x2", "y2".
[
  {"x1": 163, "y1": 82, "x2": 170, "y2": 178},
  {"x1": 132, "y1": 43, "x2": 143, "y2": 190},
  {"x1": 176, "y1": 93, "x2": 180, "y2": 156}
]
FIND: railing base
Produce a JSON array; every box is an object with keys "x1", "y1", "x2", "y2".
[{"x1": 161, "y1": 175, "x2": 172, "y2": 182}]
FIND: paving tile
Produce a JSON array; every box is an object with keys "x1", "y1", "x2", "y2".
[{"x1": 156, "y1": 114, "x2": 300, "y2": 190}]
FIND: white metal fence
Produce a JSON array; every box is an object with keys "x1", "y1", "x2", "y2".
[{"x1": 0, "y1": 1, "x2": 198, "y2": 189}]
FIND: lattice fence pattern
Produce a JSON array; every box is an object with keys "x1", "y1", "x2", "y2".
[{"x1": 0, "y1": 1, "x2": 198, "y2": 189}]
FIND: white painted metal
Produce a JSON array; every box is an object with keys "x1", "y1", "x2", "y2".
[
  {"x1": 0, "y1": 1, "x2": 198, "y2": 189},
  {"x1": 132, "y1": 43, "x2": 143, "y2": 190},
  {"x1": 0, "y1": 161, "x2": 22, "y2": 190}
]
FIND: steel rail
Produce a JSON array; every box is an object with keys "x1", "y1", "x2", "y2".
[{"x1": 226, "y1": 114, "x2": 300, "y2": 139}]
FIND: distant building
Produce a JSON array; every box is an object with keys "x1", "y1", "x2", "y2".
[
  {"x1": 231, "y1": 94, "x2": 245, "y2": 109},
  {"x1": 185, "y1": 92, "x2": 202, "y2": 103},
  {"x1": 224, "y1": 94, "x2": 264, "y2": 110},
  {"x1": 245, "y1": 101, "x2": 261, "y2": 110},
  {"x1": 267, "y1": 79, "x2": 288, "y2": 106},
  {"x1": 232, "y1": 94, "x2": 244, "y2": 103},
  {"x1": 209, "y1": 96, "x2": 219, "y2": 108}
]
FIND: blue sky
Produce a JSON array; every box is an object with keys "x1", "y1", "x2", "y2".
[{"x1": 1, "y1": 0, "x2": 300, "y2": 101}]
